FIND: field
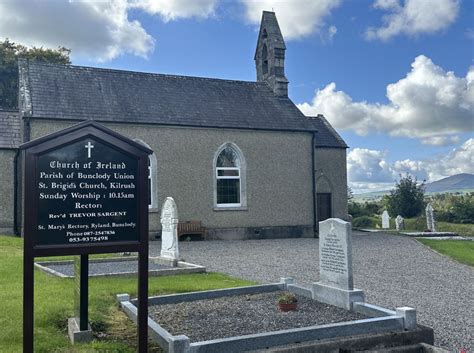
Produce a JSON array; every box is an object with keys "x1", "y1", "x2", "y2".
[
  {"x1": 353, "y1": 188, "x2": 474, "y2": 202},
  {"x1": 403, "y1": 218, "x2": 474, "y2": 237},
  {"x1": 0, "y1": 235, "x2": 255, "y2": 352}
]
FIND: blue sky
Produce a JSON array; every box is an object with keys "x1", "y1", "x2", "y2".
[{"x1": 1, "y1": 0, "x2": 472, "y2": 192}]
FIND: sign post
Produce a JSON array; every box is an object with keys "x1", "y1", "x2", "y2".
[
  {"x1": 74, "y1": 254, "x2": 89, "y2": 332},
  {"x1": 21, "y1": 121, "x2": 151, "y2": 352}
]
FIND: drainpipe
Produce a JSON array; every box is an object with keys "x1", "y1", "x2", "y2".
[
  {"x1": 311, "y1": 132, "x2": 317, "y2": 237},
  {"x1": 13, "y1": 149, "x2": 20, "y2": 236},
  {"x1": 24, "y1": 117, "x2": 31, "y2": 143},
  {"x1": 15, "y1": 117, "x2": 31, "y2": 236}
]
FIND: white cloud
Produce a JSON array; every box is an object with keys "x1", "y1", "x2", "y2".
[
  {"x1": 347, "y1": 148, "x2": 396, "y2": 193},
  {"x1": 298, "y1": 55, "x2": 474, "y2": 143},
  {"x1": 240, "y1": 0, "x2": 341, "y2": 40},
  {"x1": 421, "y1": 138, "x2": 474, "y2": 181},
  {"x1": 0, "y1": 1, "x2": 153, "y2": 62},
  {"x1": 0, "y1": 0, "x2": 218, "y2": 62},
  {"x1": 348, "y1": 138, "x2": 474, "y2": 192},
  {"x1": 366, "y1": 0, "x2": 460, "y2": 41},
  {"x1": 130, "y1": 0, "x2": 218, "y2": 22},
  {"x1": 421, "y1": 135, "x2": 460, "y2": 146},
  {"x1": 348, "y1": 148, "x2": 394, "y2": 183}
]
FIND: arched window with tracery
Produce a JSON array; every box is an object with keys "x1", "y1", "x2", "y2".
[{"x1": 213, "y1": 143, "x2": 246, "y2": 208}]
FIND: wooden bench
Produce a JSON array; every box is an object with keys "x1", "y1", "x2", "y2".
[{"x1": 178, "y1": 220, "x2": 207, "y2": 240}]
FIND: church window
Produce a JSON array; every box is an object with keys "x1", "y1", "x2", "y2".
[{"x1": 214, "y1": 143, "x2": 246, "y2": 208}]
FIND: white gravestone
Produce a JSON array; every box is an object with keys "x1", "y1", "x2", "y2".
[
  {"x1": 312, "y1": 218, "x2": 364, "y2": 309},
  {"x1": 381, "y1": 210, "x2": 390, "y2": 229},
  {"x1": 426, "y1": 203, "x2": 436, "y2": 232},
  {"x1": 160, "y1": 197, "x2": 179, "y2": 260},
  {"x1": 395, "y1": 215, "x2": 404, "y2": 231}
]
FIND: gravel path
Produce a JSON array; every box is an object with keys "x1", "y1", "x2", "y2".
[
  {"x1": 150, "y1": 232, "x2": 474, "y2": 352},
  {"x1": 149, "y1": 292, "x2": 366, "y2": 342},
  {"x1": 42, "y1": 260, "x2": 171, "y2": 277}
]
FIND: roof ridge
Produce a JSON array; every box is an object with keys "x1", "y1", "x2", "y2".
[{"x1": 27, "y1": 60, "x2": 263, "y2": 86}]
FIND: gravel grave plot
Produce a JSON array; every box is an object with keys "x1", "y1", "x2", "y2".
[
  {"x1": 148, "y1": 291, "x2": 367, "y2": 342},
  {"x1": 150, "y1": 232, "x2": 474, "y2": 352},
  {"x1": 41, "y1": 260, "x2": 171, "y2": 277}
]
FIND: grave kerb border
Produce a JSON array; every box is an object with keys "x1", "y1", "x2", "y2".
[{"x1": 118, "y1": 278, "x2": 416, "y2": 353}]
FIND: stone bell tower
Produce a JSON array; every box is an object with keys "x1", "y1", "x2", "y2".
[{"x1": 254, "y1": 11, "x2": 288, "y2": 97}]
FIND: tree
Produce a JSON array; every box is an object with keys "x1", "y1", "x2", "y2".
[
  {"x1": 347, "y1": 186, "x2": 354, "y2": 202},
  {"x1": 0, "y1": 39, "x2": 71, "y2": 109},
  {"x1": 383, "y1": 174, "x2": 426, "y2": 218}
]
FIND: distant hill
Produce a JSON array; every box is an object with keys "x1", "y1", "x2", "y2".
[
  {"x1": 425, "y1": 173, "x2": 474, "y2": 192},
  {"x1": 353, "y1": 173, "x2": 474, "y2": 202},
  {"x1": 353, "y1": 190, "x2": 389, "y2": 202}
]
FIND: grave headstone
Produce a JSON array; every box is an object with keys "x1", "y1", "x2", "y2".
[
  {"x1": 395, "y1": 215, "x2": 404, "y2": 231},
  {"x1": 382, "y1": 210, "x2": 390, "y2": 229},
  {"x1": 426, "y1": 203, "x2": 436, "y2": 232},
  {"x1": 312, "y1": 218, "x2": 364, "y2": 309},
  {"x1": 160, "y1": 197, "x2": 179, "y2": 260}
]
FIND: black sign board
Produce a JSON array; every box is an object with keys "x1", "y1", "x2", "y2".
[
  {"x1": 22, "y1": 121, "x2": 151, "y2": 352},
  {"x1": 36, "y1": 137, "x2": 139, "y2": 246}
]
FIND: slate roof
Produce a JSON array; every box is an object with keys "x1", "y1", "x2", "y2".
[
  {"x1": 22, "y1": 61, "x2": 346, "y2": 147},
  {"x1": 308, "y1": 115, "x2": 348, "y2": 148},
  {"x1": 0, "y1": 109, "x2": 21, "y2": 149}
]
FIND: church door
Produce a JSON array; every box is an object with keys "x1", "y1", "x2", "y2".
[{"x1": 317, "y1": 193, "x2": 332, "y2": 222}]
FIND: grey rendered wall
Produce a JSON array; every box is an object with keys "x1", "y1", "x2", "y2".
[
  {"x1": 29, "y1": 120, "x2": 314, "y2": 238},
  {"x1": 0, "y1": 150, "x2": 16, "y2": 234},
  {"x1": 314, "y1": 148, "x2": 348, "y2": 222}
]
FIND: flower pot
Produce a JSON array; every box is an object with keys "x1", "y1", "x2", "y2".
[{"x1": 278, "y1": 303, "x2": 297, "y2": 312}]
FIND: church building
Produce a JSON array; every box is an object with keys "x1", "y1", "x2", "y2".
[{"x1": 0, "y1": 12, "x2": 348, "y2": 239}]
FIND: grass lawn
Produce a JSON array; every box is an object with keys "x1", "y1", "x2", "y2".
[
  {"x1": 0, "y1": 235, "x2": 255, "y2": 352},
  {"x1": 416, "y1": 238, "x2": 474, "y2": 266},
  {"x1": 352, "y1": 216, "x2": 474, "y2": 237},
  {"x1": 403, "y1": 218, "x2": 474, "y2": 237}
]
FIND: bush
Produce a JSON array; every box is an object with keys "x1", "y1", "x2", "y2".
[
  {"x1": 451, "y1": 194, "x2": 474, "y2": 223},
  {"x1": 349, "y1": 201, "x2": 382, "y2": 218},
  {"x1": 353, "y1": 216, "x2": 377, "y2": 228},
  {"x1": 435, "y1": 210, "x2": 456, "y2": 223},
  {"x1": 427, "y1": 192, "x2": 474, "y2": 224}
]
